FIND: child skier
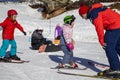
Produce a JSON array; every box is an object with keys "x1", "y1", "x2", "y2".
[
  {"x1": 0, "y1": 9, "x2": 26, "y2": 62},
  {"x1": 79, "y1": 3, "x2": 120, "y2": 78},
  {"x1": 57, "y1": 15, "x2": 78, "y2": 68}
]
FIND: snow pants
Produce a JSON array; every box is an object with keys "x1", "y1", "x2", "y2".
[
  {"x1": 0, "y1": 40, "x2": 17, "y2": 57},
  {"x1": 60, "y1": 35, "x2": 73, "y2": 64},
  {"x1": 104, "y1": 29, "x2": 120, "y2": 70}
]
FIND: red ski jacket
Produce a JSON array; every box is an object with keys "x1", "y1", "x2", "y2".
[
  {"x1": 88, "y1": 3, "x2": 120, "y2": 46},
  {"x1": 0, "y1": 17, "x2": 24, "y2": 40}
]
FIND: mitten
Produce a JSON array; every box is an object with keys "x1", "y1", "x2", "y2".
[
  {"x1": 67, "y1": 43, "x2": 74, "y2": 51},
  {"x1": 23, "y1": 31, "x2": 27, "y2": 36}
]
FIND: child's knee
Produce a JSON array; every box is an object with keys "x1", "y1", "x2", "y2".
[
  {"x1": 11, "y1": 44, "x2": 17, "y2": 48},
  {"x1": 1, "y1": 41, "x2": 9, "y2": 50},
  {"x1": 11, "y1": 41, "x2": 17, "y2": 48},
  {"x1": 1, "y1": 46, "x2": 8, "y2": 50}
]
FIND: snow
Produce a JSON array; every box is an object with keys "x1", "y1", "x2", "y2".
[
  {"x1": 0, "y1": 2, "x2": 98, "y2": 42},
  {"x1": 0, "y1": 2, "x2": 119, "y2": 80},
  {"x1": 102, "y1": 2, "x2": 115, "y2": 6},
  {"x1": 0, "y1": 36, "x2": 108, "y2": 80}
]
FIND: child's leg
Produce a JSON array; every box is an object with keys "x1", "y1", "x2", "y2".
[
  {"x1": 10, "y1": 40, "x2": 17, "y2": 56},
  {"x1": 0, "y1": 40, "x2": 9, "y2": 57},
  {"x1": 60, "y1": 35, "x2": 73, "y2": 64},
  {"x1": 69, "y1": 51, "x2": 74, "y2": 63},
  {"x1": 61, "y1": 45, "x2": 73, "y2": 64}
]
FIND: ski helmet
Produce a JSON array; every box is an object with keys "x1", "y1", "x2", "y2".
[
  {"x1": 64, "y1": 15, "x2": 76, "y2": 24},
  {"x1": 8, "y1": 9, "x2": 18, "y2": 17},
  {"x1": 79, "y1": 4, "x2": 88, "y2": 16}
]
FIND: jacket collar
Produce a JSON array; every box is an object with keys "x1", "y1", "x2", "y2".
[
  {"x1": 89, "y1": 3, "x2": 103, "y2": 12},
  {"x1": 7, "y1": 17, "x2": 17, "y2": 24}
]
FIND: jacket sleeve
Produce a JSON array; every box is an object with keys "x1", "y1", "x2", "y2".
[
  {"x1": 16, "y1": 22, "x2": 24, "y2": 32},
  {"x1": 63, "y1": 26, "x2": 72, "y2": 44},
  {"x1": 93, "y1": 14, "x2": 104, "y2": 46},
  {"x1": 0, "y1": 20, "x2": 7, "y2": 28}
]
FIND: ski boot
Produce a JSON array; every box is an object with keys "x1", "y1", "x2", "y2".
[
  {"x1": 69, "y1": 62, "x2": 78, "y2": 68},
  {"x1": 55, "y1": 62, "x2": 78, "y2": 69},
  {"x1": 62, "y1": 63, "x2": 78, "y2": 69},
  {"x1": 97, "y1": 69, "x2": 120, "y2": 78},
  {"x1": 69, "y1": 62, "x2": 78, "y2": 69},
  {"x1": 9, "y1": 55, "x2": 21, "y2": 60},
  {"x1": 0, "y1": 57, "x2": 11, "y2": 62},
  {"x1": 53, "y1": 63, "x2": 64, "y2": 69}
]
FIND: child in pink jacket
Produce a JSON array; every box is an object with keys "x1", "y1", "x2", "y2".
[{"x1": 57, "y1": 15, "x2": 78, "y2": 68}]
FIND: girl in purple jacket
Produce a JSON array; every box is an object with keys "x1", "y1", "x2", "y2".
[{"x1": 57, "y1": 15, "x2": 78, "y2": 69}]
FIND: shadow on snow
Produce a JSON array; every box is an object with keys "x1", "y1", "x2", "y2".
[{"x1": 49, "y1": 55, "x2": 109, "y2": 72}]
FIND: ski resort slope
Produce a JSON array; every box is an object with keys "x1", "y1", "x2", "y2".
[{"x1": 0, "y1": 2, "x2": 119, "y2": 80}]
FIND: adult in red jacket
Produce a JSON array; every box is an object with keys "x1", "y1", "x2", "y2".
[
  {"x1": 79, "y1": 3, "x2": 120, "y2": 77},
  {"x1": 0, "y1": 9, "x2": 26, "y2": 61}
]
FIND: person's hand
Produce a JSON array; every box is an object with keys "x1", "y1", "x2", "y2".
[
  {"x1": 67, "y1": 43, "x2": 74, "y2": 51},
  {"x1": 102, "y1": 43, "x2": 107, "y2": 49},
  {"x1": 23, "y1": 31, "x2": 27, "y2": 36},
  {"x1": 56, "y1": 36, "x2": 61, "y2": 40}
]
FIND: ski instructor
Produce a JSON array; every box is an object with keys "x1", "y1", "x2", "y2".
[{"x1": 79, "y1": 3, "x2": 120, "y2": 77}]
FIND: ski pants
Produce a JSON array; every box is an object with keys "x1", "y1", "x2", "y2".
[
  {"x1": 104, "y1": 29, "x2": 120, "y2": 70},
  {"x1": 60, "y1": 36, "x2": 73, "y2": 64},
  {"x1": 0, "y1": 40, "x2": 17, "y2": 57}
]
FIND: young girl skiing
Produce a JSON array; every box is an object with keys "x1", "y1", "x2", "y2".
[
  {"x1": 57, "y1": 15, "x2": 78, "y2": 68},
  {"x1": 0, "y1": 9, "x2": 26, "y2": 62}
]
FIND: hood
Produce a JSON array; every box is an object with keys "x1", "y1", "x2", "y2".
[{"x1": 90, "y1": 3, "x2": 103, "y2": 11}]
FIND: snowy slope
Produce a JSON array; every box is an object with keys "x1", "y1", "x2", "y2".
[
  {"x1": 0, "y1": 2, "x2": 119, "y2": 80},
  {"x1": 0, "y1": 36, "x2": 108, "y2": 80},
  {"x1": 0, "y1": 2, "x2": 97, "y2": 43}
]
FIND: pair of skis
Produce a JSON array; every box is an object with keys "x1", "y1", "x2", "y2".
[
  {"x1": 51, "y1": 61, "x2": 109, "y2": 70},
  {"x1": 51, "y1": 62, "x2": 120, "y2": 80}
]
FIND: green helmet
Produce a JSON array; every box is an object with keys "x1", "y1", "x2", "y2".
[{"x1": 64, "y1": 15, "x2": 76, "y2": 24}]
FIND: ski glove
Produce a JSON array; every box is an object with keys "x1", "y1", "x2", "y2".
[
  {"x1": 67, "y1": 43, "x2": 74, "y2": 51},
  {"x1": 23, "y1": 32, "x2": 27, "y2": 36}
]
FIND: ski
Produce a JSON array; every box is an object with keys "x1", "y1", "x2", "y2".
[
  {"x1": 51, "y1": 63, "x2": 87, "y2": 70},
  {"x1": 57, "y1": 71, "x2": 120, "y2": 80},
  {"x1": 11, "y1": 60, "x2": 30, "y2": 63},
  {"x1": 51, "y1": 67, "x2": 87, "y2": 70},
  {"x1": 0, "y1": 60, "x2": 30, "y2": 63},
  {"x1": 50, "y1": 65, "x2": 87, "y2": 70},
  {"x1": 88, "y1": 61, "x2": 110, "y2": 69}
]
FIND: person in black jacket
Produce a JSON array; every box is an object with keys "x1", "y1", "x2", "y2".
[{"x1": 31, "y1": 29, "x2": 52, "y2": 50}]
